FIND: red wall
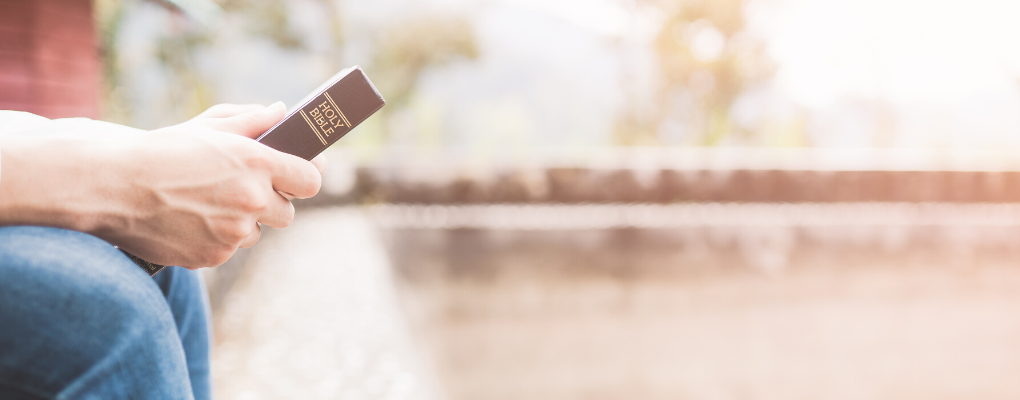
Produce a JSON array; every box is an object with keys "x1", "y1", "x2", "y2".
[{"x1": 0, "y1": 0, "x2": 99, "y2": 119}]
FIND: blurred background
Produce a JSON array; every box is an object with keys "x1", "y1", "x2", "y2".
[{"x1": 6, "y1": 0, "x2": 1020, "y2": 398}]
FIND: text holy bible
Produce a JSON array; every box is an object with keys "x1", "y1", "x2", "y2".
[
  {"x1": 256, "y1": 66, "x2": 386, "y2": 160},
  {"x1": 127, "y1": 66, "x2": 385, "y2": 276}
]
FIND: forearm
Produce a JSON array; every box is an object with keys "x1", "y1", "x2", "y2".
[
  {"x1": 0, "y1": 104, "x2": 319, "y2": 268},
  {"x1": 0, "y1": 135, "x2": 133, "y2": 234}
]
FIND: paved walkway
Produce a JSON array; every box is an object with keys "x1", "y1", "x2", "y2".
[
  {"x1": 209, "y1": 203, "x2": 1020, "y2": 399},
  {"x1": 211, "y1": 209, "x2": 440, "y2": 400}
]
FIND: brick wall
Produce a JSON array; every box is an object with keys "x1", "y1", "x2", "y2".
[{"x1": 0, "y1": 0, "x2": 99, "y2": 119}]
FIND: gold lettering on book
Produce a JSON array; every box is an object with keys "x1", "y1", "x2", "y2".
[
  {"x1": 305, "y1": 93, "x2": 350, "y2": 141},
  {"x1": 299, "y1": 110, "x2": 329, "y2": 146},
  {"x1": 323, "y1": 93, "x2": 351, "y2": 128},
  {"x1": 299, "y1": 93, "x2": 350, "y2": 146}
]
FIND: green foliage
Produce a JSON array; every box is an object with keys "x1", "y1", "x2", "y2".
[
  {"x1": 95, "y1": 0, "x2": 471, "y2": 135},
  {"x1": 94, "y1": 0, "x2": 130, "y2": 124},
  {"x1": 95, "y1": 0, "x2": 346, "y2": 127},
  {"x1": 154, "y1": 30, "x2": 216, "y2": 122},
  {"x1": 95, "y1": 0, "x2": 218, "y2": 125}
]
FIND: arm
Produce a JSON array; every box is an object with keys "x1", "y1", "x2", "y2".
[{"x1": 0, "y1": 103, "x2": 322, "y2": 269}]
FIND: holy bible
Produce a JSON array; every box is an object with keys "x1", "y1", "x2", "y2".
[
  {"x1": 128, "y1": 66, "x2": 385, "y2": 276},
  {"x1": 256, "y1": 66, "x2": 386, "y2": 160}
]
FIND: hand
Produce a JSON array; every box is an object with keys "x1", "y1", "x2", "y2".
[
  {"x1": 185, "y1": 103, "x2": 329, "y2": 248},
  {"x1": 194, "y1": 102, "x2": 329, "y2": 175},
  {"x1": 0, "y1": 103, "x2": 322, "y2": 268}
]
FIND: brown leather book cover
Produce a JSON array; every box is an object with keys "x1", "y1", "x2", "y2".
[{"x1": 256, "y1": 66, "x2": 385, "y2": 160}]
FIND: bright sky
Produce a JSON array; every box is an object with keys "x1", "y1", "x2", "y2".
[
  {"x1": 501, "y1": 0, "x2": 636, "y2": 37},
  {"x1": 767, "y1": 0, "x2": 1020, "y2": 107},
  {"x1": 493, "y1": 0, "x2": 1020, "y2": 147},
  {"x1": 506, "y1": 0, "x2": 1020, "y2": 108},
  {"x1": 119, "y1": 0, "x2": 1020, "y2": 147}
]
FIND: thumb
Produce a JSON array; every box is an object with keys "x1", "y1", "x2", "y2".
[
  {"x1": 202, "y1": 101, "x2": 287, "y2": 139},
  {"x1": 193, "y1": 103, "x2": 266, "y2": 119}
]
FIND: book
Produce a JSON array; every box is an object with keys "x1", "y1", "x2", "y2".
[
  {"x1": 256, "y1": 66, "x2": 386, "y2": 160},
  {"x1": 132, "y1": 66, "x2": 385, "y2": 275}
]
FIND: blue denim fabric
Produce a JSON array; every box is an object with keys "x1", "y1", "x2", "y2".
[{"x1": 0, "y1": 227, "x2": 211, "y2": 400}]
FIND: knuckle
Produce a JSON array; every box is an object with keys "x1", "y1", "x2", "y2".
[
  {"x1": 238, "y1": 192, "x2": 268, "y2": 213},
  {"x1": 203, "y1": 246, "x2": 235, "y2": 266},
  {"x1": 217, "y1": 220, "x2": 251, "y2": 244},
  {"x1": 226, "y1": 179, "x2": 267, "y2": 213},
  {"x1": 277, "y1": 206, "x2": 295, "y2": 228},
  {"x1": 307, "y1": 169, "x2": 322, "y2": 196},
  {"x1": 293, "y1": 164, "x2": 322, "y2": 198},
  {"x1": 238, "y1": 113, "x2": 261, "y2": 128},
  {"x1": 243, "y1": 149, "x2": 273, "y2": 172},
  {"x1": 231, "y1": 224, "x2": 253, "y2": 243}
]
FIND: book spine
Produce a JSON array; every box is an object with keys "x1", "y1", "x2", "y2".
[
  {"x1": 122, "y1": 250, "x2": 167, "y2": 276},
  {"x1": 257, "y1": 67, "x2": 385, "y2": 160}
]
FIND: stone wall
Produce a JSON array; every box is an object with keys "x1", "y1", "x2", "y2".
[{"x1": 342, "y1": 168, "x2": 1020, "y2": 204}]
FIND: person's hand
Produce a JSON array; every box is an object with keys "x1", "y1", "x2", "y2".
[
  {"x1": 193, "y1": 103, "x2": 329, "y2": 175},
  {"x1": 0, "y1": 103, "x2": 323, "y2": 268},
  {"x1": 105, "y1": 102, "x2": 324, "y2": 267}
]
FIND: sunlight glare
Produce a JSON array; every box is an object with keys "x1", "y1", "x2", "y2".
[{"x1": 769, "y1": 0, "x2": 1020, "y2": 107}]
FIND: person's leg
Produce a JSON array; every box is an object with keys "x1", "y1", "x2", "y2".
[
  {"x1": 152, "y1": 267, "x2": 212, "y2": 400},
  {"x1": 0, "y1": 226, "x2": 194, "y2": 400}
]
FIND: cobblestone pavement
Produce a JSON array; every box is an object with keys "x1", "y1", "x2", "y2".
[{"x1": 211, "y1": 209, "x2": 440, "y2": 400}]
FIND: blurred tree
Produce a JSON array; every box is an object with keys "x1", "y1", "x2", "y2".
[
  {"x1": 615, "y1": 0, "x2": 775, "y2": 146},
  {"x1": 155, "y1": 19, "x2": 215, "y2": 124},
  {"x1": 96, "y1": 0, "x2": 222, "y2": 125},
  {"x1": 369, "y1": 17, "x2": 478, "y2": 116},
  {"x1": 218, "y1": 0, "x2": 344, "y2": 49},
  {"x1": 95, "y1": 0, "x2": 130, "y2": 123},
  {"x1": 95, "y1": 0, "x2": 345, "y2": 126},
  {"x1": 95, "y1": 0, "x2": 474, "y2": 137}
]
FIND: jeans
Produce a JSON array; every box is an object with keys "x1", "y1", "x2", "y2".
[{"x1": 0, "y1": 227, "x2": 212, "y2": 400}]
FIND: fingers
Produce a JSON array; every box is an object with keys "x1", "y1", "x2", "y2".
[
  {"x1": 202, "y1": 101, "x2": 287, "y2": 139},
  {"x1": 257, "y1": 192, "x2": 296, "y2": 228},
  {"x1": 311, "y1": 153, "x2": 328, "y2": 176},
  {"x1": 269, "y1": 152, "x2": 322, "y2": 199},
  {"x1": 195, "y1": 104, "x2": 266, "y2": 119},
  {"x1": 238, "y1": 222, "x2": 262, "y2": 248}
]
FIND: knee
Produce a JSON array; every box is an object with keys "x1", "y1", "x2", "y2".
[
  {"x1": 0, "y1": 226, "x2": 172, "y2": 329},
  {"x1": 0, "y1": 226, "x2": 144, "y2": 278},
  {"x1": 0, "y1": 227, "x2": 180, "y2": 396}
]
